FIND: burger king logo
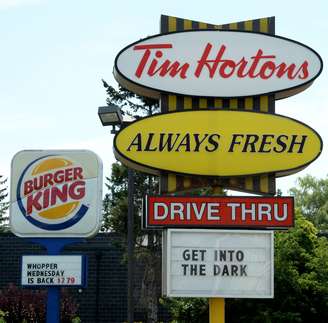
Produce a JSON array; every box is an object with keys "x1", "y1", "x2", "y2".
[{"x1": 16, "y1": 155, "x2": 89, "y2": 231}]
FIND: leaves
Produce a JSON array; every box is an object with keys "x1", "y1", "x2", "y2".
[
  {"x1": 0, "y1": 176, "x2": 9, "y2": 232},
  {"x1": 102, "y1": 162, "x2": 159, "y2": 244},
  {"x1": 102, "y1": 80, "x2": 159, "y2": 119},
  {"x1": 160, "y1": 297, "x2": 208, "y2": 323},
  {"x1": 161, "y1": 207, "x2": 328, "y2": 322},
  {"x1": 0, "y1": 284, "x2": 79, "y2": 322},
  {"x1": 101, "y1": 83, "x2": 162, "y2": 321},
  {"x1": 289, "y1": 175, "x2": 328, "y2": 230},
  {"x1": 101, "y1": 82, "x2": 328, "y2": 322},
  {"x1": 224, "y1": 214, "x2": 328, "y2": 323}
]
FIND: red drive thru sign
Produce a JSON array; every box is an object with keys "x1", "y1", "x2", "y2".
[{"x1": 143, "y1": 195, "x2": 294, "y2": 229}]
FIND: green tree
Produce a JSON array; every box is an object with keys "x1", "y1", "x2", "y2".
[
  {"x1": 161, "y1": 213, "x2": 328, "y2": 323},
  {"x1": 0, "y1": 283, "x2": 80, "y2": 322},
  {"x1": 225, "y1": 212, "x2": 328, "y2": 323},
  {"x1": 289, "y1": 174, "x2": 328, "y2": 230},
  {"x1": 101, "y1": 81, "x2": 328, "y2": 322},
  {"x1": 102, "y1": 82, "x2": 162, "y2": 322},
  {"x1": 160, "y1": 297, "x2": 208, "y2": 323},
  {"x1": 0, "y1": 175, "x2": 9, "y2": 232}
]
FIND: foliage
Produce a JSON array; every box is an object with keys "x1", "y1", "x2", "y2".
[
  {"x1": 225, "y1": 213, "x2": 328, "y2": 323},
  {"x1": 0, "y1": 284, "x2": 80, "y2": 323},
  {"x1": 0, "y1": 310, "x2": 8, "y2": 323},
  {"x1": 160, "y1": 297, "x2": 208, "y2": 323},
  {"x1": 102, "y1": 80, "x2": 159, "y2": 118},
  {"x1": 71, "y1": 316, "x2": 81, "y2": 323},
  {"x1": 102, "y1": 161, "x2": 162, "y2": 320},
  {"x1": 102, "y1": 163, "x2": 158, "y2": 238},
  {"x1": 101, "y1": 81, "x2": 160, "y2": 244},
  {"x1": 272, "y1": 214, "x2": 328, "y2": 321},
  {"x1": 160, "y1": 213, "x2": 328, "y2": 323},
  {"x1": 0, "y1": 176, "x2": 9, "y2": 232},
  {"x1": 101, "y1": 81, "x2": 328, "y2": 321},
  {"x1": 289, "y1": 174, "x2": 328, "y2": 230},
  {"x1": 102, "y1": 82, "x2": 162, "y2": 322}
]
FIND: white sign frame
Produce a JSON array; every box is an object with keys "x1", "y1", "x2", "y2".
[
  {"x1": 163, "y1": 229, "x2": 274, "y2": 298},
  {"x1": 10, "y1": 150, "x2": 103, "y2": 238},
  {"x1": 21, "y1": 255, "x2": 86, "y2": 287},
  {"x1": 114, "y1": 30, "x2": 322, "y2": 100}
]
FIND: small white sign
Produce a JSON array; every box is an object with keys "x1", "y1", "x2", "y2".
[
  {"x1": 163, "y1": 229, "x2": 273, "y2": 298},
  {"x1": 21, "y1": 255, "x2": 85, "y2": 286},
  {"x1": 10, "y1": 150, "x2": 103, "y2": 238}
]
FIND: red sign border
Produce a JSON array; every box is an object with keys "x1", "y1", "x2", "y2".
[{"x1": 143, "y1": 195, "x2": 294, "y2": 230}]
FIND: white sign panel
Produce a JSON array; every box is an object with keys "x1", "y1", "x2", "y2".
[
  {"x1": 21, "y1": 255, "x2": 85, "y2": 286},
  {"x1": 114, "y1": 30, "x2": 322, "y2": 99},
  {"x1": 10, "y1": 150, "x2": 103, "y2": 238},
  {"x1": 163, "y1": 229, "x2": 273, "y2": 298}
]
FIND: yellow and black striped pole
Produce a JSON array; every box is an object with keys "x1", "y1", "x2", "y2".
[
  {"x1": 210, "y1": 186, "x2": 225, "y2": 323},
  {"x1": 159, "y1": 15, "x2": 276, "y2": 323},
  {"x1": 159, "y1": 15, "x2": 276, "y2": 196},
  {"x1": 210, "y1": 298, "x2": 225, "y2": 323}
]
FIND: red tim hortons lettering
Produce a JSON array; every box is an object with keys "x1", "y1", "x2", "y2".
[
  {"x1": 194, "y1": 43, "x2": 309, "y2": 80},
  {"x1": 133, "y1": 44, "x2": 190, "y2": 79}
]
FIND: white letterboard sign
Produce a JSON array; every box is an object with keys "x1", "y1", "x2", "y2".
[
  {"x1": 21, "y1": 255, "x2": 86, "y2": 287},
  {"x1": 163, "y1": 229, "x2": 273, "y2": 298}
]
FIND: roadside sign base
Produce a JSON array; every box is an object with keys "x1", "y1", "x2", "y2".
[
  {"x1": 209, "y1": 298, "x2": 225, "y2": 323},
  {"x1": 29, "y1": 238, "x2": 85, "y2": 255},
  {"x1": 27, "y1": 238, "x2": 86, "y2": 323},
  {"x1": 47, "y1": 287, "x2": 60, "y2": 323}
]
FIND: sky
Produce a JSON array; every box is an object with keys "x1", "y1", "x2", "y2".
[{"x1": 0, "y1": 0, "x2": 327, "y2": 197}]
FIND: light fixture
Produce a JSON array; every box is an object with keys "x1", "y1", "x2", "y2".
[
  {"x1": 98, "y1": 105, "x2": 123, "y2": 134},
  {"x1": 97, "y1": 103, "x2": 135, "y2": 322}
]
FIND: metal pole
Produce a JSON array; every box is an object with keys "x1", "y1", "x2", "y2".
[
  {"x1": 28, "y1": 238, "x2": 83, "y2": 323},
  {"x1": 47, "y1": 287, "x2": 60, "y2": 323},
  {"x1": 95, "y1": 251, "x2": 102, "y2": 323},
  {"x1": 209, "y1": 186, "x2": 225, "y2": 323},
  {"x1": 127, "y1": 168, "x2": 134, "y2": 323},
  {"x1": 209, "y1": 298, "x2": 225, "y2": 323}
]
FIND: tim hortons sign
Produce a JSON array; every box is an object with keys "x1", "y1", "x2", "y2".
[
  {"x1": 143, "y1": 195, "x2": 294, "y2": 229},
  {"x1": 114, "y1": 30, "x2": 322, "y2": 99},
  {"x1": 114, "y1": 110, "x2": 322, "y2": 177}
]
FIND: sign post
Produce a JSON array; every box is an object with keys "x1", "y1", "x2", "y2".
[
  {"x1": 127, "y1": 168, "x2": 135, "y2": 323},
  {"x1": 211, "y1": 186, "x2": 224, "y2": 323},
  {"x1": 10, "y1": 150, "x2": 102, "y2": 323},
  {"x1": 111, "y1": 14, "x2": 323, "y2": 323},
  {"x1": 210, "y1": 298, "x2": 224, "y2": 323},
  {"x1": 26, "y1": 239, "x2": 86, "y2": 323}
]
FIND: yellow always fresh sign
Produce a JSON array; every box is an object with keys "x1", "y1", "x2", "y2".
[{"x1": 113, "y1": 110, "x2": 322, "y2": 177}]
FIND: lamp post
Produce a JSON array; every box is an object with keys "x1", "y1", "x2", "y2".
[
  {"x1": 98, "y1": 106, "x2": 134, "y2": 323},
  {"x1": 98, "y1": 105, "x2": 123, "y2": 132}
]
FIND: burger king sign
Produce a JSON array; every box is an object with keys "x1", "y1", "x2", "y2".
[{"x1": 10, "y1": 150, "x2": 103, "y2": 238}]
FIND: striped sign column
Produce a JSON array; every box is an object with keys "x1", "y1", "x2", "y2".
[{"x1": 159, "y1": 15, "x2": 276, "y2": 196}]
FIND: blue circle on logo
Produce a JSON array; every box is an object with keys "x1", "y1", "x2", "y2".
[{"x1": 16, "y1": 155, "x2": 88, "y2": 231}]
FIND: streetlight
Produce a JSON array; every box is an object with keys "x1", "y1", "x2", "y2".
[
  {"x1": 98, "y1": 105, "x2": 135, "y2": 323},
  {"x1": 98, "y1": 105, "x2": 123, "y2": 134}
]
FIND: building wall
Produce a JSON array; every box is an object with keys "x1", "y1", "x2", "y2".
[{"x1": 0, "y1": 233, "x2": 169, "y2": 323}]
